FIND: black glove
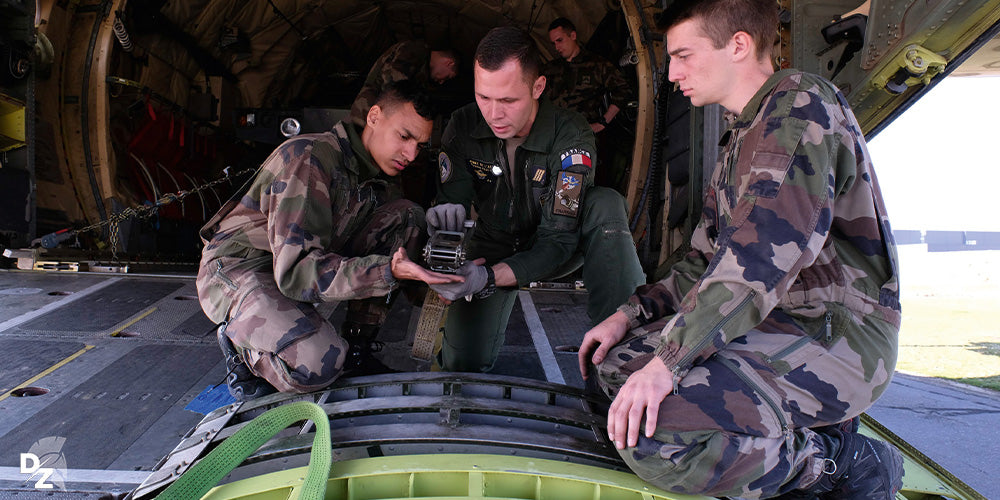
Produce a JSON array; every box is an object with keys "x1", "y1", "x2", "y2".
[
  {"x1": 429, "y1": 261, "x2": 488, "y2": 301},
  {"x1": 426, "y1": 203, "x2": 467, "y2": 235}
]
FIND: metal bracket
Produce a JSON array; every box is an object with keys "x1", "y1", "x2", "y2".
[{"x1": 872, "y1": 44, "x2": 947, "y2": 94}]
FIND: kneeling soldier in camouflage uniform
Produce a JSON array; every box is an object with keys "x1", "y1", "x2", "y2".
[
  {"x1": 579, "y1": 1, "x2": 904, "y2": 499},
  {"x1": 196, "y1": 81, "x2": 462, "y2": 400}
]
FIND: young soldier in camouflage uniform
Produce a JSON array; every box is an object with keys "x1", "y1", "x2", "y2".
[
  {"x1": 578, "y1": 1, "x2": 904, "y2": 498},
  {"x1": 544, "y1": 18, "x2": 632, "y2": 135},
  {"x1": 349, "y1": 41, "x2": 459, "y2": 128},
  {"x1": 196, "y1": 81, "x2": 461, "y2": 400},
  {"x1": 426, "y1": 26, "x2": 645, "y2": 373}
]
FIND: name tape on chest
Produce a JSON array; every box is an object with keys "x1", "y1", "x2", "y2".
[{"x1": 468, "y1": 159, "x2": 497, "y2": 180}]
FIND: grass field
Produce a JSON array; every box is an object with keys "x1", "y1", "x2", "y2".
[{"x1": 896, "y1": 246, "x2": 1000, "y2": 391}]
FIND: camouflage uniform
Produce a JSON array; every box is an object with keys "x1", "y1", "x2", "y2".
[
  {"x1": 437, "y1": 99, "x2": 645, "y2": 371},
  {"x1": 543, "y1": 48, "x2": 633, "y2": 189},
  {"x1": 349, "y1": 41, "x2": 431, "y2": 128},
  {"x1": 542, "y1": 48, "x2": 632, "y2": 125},
  {"x1": 196, "y1": 122, "x2": 425, "y2": 393},
  {"x1": 593, "y1": 70, "x2": 900, "y2": 498}
]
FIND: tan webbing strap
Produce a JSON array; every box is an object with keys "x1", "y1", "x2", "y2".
[{"x1": 411, "y1": 289, "x2": 447, "y2": 361}]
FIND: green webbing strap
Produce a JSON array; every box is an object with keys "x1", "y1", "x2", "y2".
[{"x1": 155, "y1": 401, "x2": 331, "y2": 500}]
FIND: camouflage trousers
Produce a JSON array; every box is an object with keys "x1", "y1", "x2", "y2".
[
  {"x1": 202, "y1": 199, "x2": 425, "y2": 393},
  {"x1": 594, "y1": 306, "x2": 898, "y2": 498}
]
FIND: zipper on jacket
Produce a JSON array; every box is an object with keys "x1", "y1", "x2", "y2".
[
  {"x1": 824, "y1": 311, "x2": 833, "y2": 342},
  {"x1": 671, "y1": 290, "x2": 757, "y2": 388},
  {"x1": 717, "y1": 353, "x2": 791, "y2": 440},
  {"x1": 764, "y1": 311, "x2": 834, "y2": 364},
  {"x1": 492, "y1": 138, "x2": 511, "y2": 220},
  {"x1": 215, "y1": 260, "x2": 238, "y2": 291}
]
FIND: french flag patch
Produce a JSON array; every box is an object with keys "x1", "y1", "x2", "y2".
[{"x1": 560, "y1": 148, "x2": 592, "y2": 169}]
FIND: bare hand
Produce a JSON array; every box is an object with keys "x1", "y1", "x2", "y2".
[
  {"x1": 590, "y1": 123, "x2": 606, "y2": 134},
  {"x1": 607, "y1": 357, "x2": 673, "y2": 450},
  {"x1": 390, "y1": 248, "x2": 464, "y2": 285},
  {"x1": 578, "y1": 310, "x2": 630, "y2": 379}
]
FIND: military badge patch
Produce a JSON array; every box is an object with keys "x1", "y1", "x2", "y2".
[
  {"x1": 531, "y1": 166, "x2": 547, "y2": 185},
  {"x1": 554, "y1": 171, "x2": 583, "y2": 217},
  {"x1": 559, "y1": 148, "x2": 592, "y2": 169},
  {"x1": 438, "y1": 151, "x2": 452, "y2": 183}
]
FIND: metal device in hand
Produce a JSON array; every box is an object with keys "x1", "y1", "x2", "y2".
[
  {"x1": 422, "y1": 220, "x2": 475, "y2": 274},
  {"x1": 412, "y1": 219, "x2": 474, "y2": 362}
]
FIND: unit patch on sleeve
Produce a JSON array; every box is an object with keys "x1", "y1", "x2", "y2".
[
  {"x1": 553, "y1": 171, "x2": 583, "y2": 217},
  {"x1": 438, "y1": 151, "x2": 452, "y2": 183},
  {"x1": 559, "y1": 148, "x2": 592, "y2": 170}
]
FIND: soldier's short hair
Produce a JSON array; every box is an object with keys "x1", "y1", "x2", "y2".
[
  {"x1": 548, "y1": 17, "x2": 576, "y2": 34},
  {"x1": 375, "y1": 79, "x2": 436, "y2": 120},
  {"x1": 475, "y1": 26, "x2": 543, "y2": 82},
  {"x1": 433, "y1": 46, "x2": 462, "y2": 70},
  {"x1": 658, "y1": 0, "x2": 778, "y2": 62}
]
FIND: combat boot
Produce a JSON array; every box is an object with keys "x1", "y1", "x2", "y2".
[
  {"x1": 216, "y1": 325, "x2": 277, "y2": 401},
  {"x1": 785, "y1": 426, "x2": 904, "y2": 500},
  {"x1": 343, "y1": 321, "x2": 395, "y2": 376}
]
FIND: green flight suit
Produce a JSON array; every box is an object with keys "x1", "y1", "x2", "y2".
[{"x1": 435, "y1": 99, "x2": 645, "y2": 372}]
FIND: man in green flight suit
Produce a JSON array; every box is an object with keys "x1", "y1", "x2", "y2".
[{"x1": 426, "y1": 26, "x2": 645, "y2": 372}]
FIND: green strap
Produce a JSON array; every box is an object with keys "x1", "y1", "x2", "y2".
[{"x1": 155, "y1": 401, "x2": 331, "y2": 500}]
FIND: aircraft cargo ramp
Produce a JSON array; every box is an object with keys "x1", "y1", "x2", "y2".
[{"x1": 0, "y1": 269, "x2": 993, "y2": 499}]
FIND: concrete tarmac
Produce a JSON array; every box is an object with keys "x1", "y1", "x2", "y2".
[{"x1": 867, "y1": 372, "x2": 1000, "y2": 499}]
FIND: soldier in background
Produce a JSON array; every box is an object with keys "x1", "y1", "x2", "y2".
[
  {"x1": 578, "y1": 0, "x2": 904, "y2": 498},
  {"x1": 544, "y1": 18, "x2": 634, "y2": 190},
  {"x1": 196, "y1": 81, "x2": 461, "y2": 401},
  {"x1": 544, "y1": 18, "x2": 631, "y2": 135},
  {"x1": 349, "y1": 41, "x2": 460, "y2": 128}
]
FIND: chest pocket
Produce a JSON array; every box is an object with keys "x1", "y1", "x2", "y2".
[
  {"x1": 743, "y1": 117, "x2": 806, "y2": 199},
  {"x1": 529, "y1": 164, "x2": 549, "y2": 209}
]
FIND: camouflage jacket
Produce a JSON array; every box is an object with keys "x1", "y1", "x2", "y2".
[
  {"x1": 197, "y1": 122, "x2": 400, "y2": 322},
  {"x1": 619, "y1": 70, "x2": 901, "y2": 380},
  {"x1": 437, "y1": 99, "x2": 596, "y2": 285},
  {"x1": 542, "y1": 48, "x2": 632, "y2": 123},
  {"x1": 349, "y1": 41, "x2": 430, "y2": 126}
]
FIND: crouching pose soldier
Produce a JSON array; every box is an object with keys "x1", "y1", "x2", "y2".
[
  {"x1": 579, "y1": 1, "x2": 904, "y2": 498},
  {"x1": 427, "y1": 27, "x2": 645, "y2": 372},
  {"x1": 197, "y1": 81, "x2": 461, "y2": 400}
]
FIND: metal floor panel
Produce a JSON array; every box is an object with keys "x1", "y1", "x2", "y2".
[
  {"x1": 0, "y1": 344, "x2": 221, "y2": 470},
  {"x1": 0, "y1": 339, "x2": 87, "y2": 395},
  {"x1": 0, "y1": 271, "x2": 113, "y2": 322},
  {"x1": 14, "y1": 280, "x2": 186, "y2": 337}
]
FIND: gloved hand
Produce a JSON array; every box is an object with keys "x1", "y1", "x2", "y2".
[
  {"x1": 426, "y1": 203, "x2": 467, "y2": 235},
  {"x1": 429, "y1": 261, "x2": 488, "y2": 301}
]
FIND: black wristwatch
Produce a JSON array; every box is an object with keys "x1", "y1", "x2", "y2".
[
  {"x1": 596, "y1": 115, "x2": 609, "y2": 127},
  {"x1": 474, "y1": 265, "x2": 496, "y2": 299}
]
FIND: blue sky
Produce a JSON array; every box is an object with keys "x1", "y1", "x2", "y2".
[{"x1": 867, "y1": 76, "x2": 1000, "y2": 232}]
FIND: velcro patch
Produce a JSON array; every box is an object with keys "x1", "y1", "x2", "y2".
[
  {"x1": 554, "y1": 171, "x2": 583, "y2": 217},
  {"x1": 559, "y1": 148, "x2": 592, "y2": 169}
]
